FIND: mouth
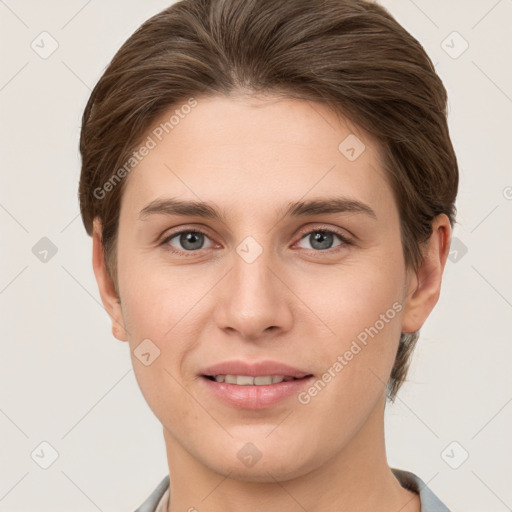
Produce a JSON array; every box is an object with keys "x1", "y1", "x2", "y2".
[
  {"x1": 198, "y1": 360, "x2": 314, "y2": 408},
  {"x1": 202, "y1": 374, "x2": 312, "y2": 385},
  {"x1": 199, "y1": 372, "x2": 315, "y2": 409}
]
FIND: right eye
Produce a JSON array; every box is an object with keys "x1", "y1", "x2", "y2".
[{"x1": 161, "y1": 229, "x2": 216, "y2": 255}]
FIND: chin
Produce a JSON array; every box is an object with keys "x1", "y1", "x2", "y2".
[
  {"x1": 203, "y1": 446, "x2": 316, "y2": 483},
  {"x1": 212, "y1": 461, "x2": 307, "y2": 483}
]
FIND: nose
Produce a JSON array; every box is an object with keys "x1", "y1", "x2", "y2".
[{"x1": 214, "y1": 248, "x2": 294, "y2": 342}]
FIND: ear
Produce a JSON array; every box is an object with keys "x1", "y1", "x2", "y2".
[
  {"x1": 401, "y1": 214, "x2": 452, "y2": 333},
  {"x1": 92, "y1": 217, "x2": 129, "y2": 342}
]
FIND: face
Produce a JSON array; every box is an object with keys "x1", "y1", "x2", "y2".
[{"x1": 94, "y1": 94, "x2": 443, "y2": 482}]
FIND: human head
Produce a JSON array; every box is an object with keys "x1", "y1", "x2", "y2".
[{"x1": 79, "y1": 0, "x2": 458, "y2": 402}]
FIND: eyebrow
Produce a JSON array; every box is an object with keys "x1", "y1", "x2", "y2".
[{"x1": 138, "y1": 197, "x2": 377, "y2": 222}]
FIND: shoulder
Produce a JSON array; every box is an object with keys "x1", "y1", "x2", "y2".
[
  {"x1": 392, "y1": 468, "x2": 451, "y2": 512},
  {"x1": 132, "y1": 475, "x2": 170, "y2": 512}
]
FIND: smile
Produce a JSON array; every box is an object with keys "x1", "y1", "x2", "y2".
[
  {"x1": 204, "y1": 374, "x2": 302, "y2": 385},
  {"x1": 200, "y1": 374, "x2": 314, "y2": 409}
]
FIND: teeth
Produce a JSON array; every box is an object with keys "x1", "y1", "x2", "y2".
[{"x1": 213, "y1": 375, "x2": 296, "y2": 385}]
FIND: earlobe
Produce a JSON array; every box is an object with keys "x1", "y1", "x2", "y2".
[
  {"x1": 91, "y1": 218, "x2": 129, "y2": 342},
  {"x1": 401, "y1": 214, "x2": 452, "y2": 334}
]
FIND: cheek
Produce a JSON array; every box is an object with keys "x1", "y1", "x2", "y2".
[
  {"x1": 297, "y1": 259, "x2": 406, "y2": 388},
  {"x1": 115, "y1": 243, "x2": 196, "y2": 410},
  {"x1": 305, "y1": 259, "x2": 404, "y2": 338},
  {"x1": 116, "y1": 236, "x2": 190, "y2": 334},
  {"x1": 120, "y1": 274, "x2": 202, "y2": 421},
  {"x1": 120, "y1": 269, "x2": 208, "y2": 347}
]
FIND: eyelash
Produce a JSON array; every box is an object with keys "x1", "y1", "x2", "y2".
[{"x1": 160, "y1": 226, "x2": 352, "y2": 257}]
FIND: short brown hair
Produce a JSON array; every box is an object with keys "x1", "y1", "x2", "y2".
[{"x1": 78, "y1": 0, "x2": 459, "y2": 400}]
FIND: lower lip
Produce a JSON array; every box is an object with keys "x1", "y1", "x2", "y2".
[{"x1": 200, "y1": 375, "x2": 314, "y2": 409}]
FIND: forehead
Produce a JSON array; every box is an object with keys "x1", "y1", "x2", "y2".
[{"x1": 120, "y1": 94, "x2": 396, "y2": 223}]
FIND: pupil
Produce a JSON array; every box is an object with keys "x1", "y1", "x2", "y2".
[
  {"x1": 311, "y1": 231, "x2": 332, "y2": 250},
  {"x1": 181, "y1": 232, "x2": 203, "y2": 250}
]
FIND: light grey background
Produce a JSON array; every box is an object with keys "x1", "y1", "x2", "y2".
[{"x1": 0, "y1": 1, "x2": 511, "y2": 511}]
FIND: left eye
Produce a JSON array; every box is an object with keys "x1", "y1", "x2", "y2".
[{"x1": 296, "y1": 230, "x2": 347, "y2": 251}]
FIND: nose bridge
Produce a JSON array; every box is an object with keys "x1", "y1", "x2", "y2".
[
  {"x1": 234, "y1": 244, "x2": 274, "y2": 303},
  {"x1": 215, "y1": 236, "x2": 292, "y2": 339}
]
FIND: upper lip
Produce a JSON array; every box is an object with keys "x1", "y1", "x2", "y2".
[{"x1": 200, "y1": 360, "x2": 312, "y2": 379}]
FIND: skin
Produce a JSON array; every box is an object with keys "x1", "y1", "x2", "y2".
[{"x1": 92, "y1": 94, "x2": 450, "y2": 512}]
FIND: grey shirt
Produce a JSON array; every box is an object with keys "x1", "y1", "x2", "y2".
[{"x1": 133, "y1": 467, "x2": 451, "y2": 511}]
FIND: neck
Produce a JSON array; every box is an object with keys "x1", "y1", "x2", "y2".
[{"x1": 162, "y1": 395, "x2": 420, "y2": 512}]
